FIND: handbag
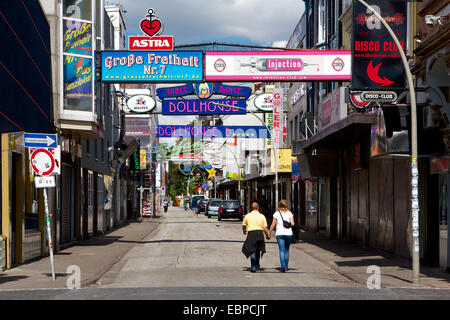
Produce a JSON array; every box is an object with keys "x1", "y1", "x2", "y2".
[{"x1": 278, "y1": 211, "x2": 292, "y2": 229}]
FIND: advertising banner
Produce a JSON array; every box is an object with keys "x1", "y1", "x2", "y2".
[
  {"x1": 162, "y1": 99, "x2": 246, "y2": 115},
  {"x1": 351, "y1": 0, "x2": 407, "y2": 90},
  {"x1": 270, "y1": 149, "x2": 294, "y2": 173},
  {"x1": 157, "y1": 125, "x2": 270, "y2": 139},
  {"x1": 205, "y1": 50, "x2": 351, "y2": 82},
  {"x1": 254, "y1": 94, "x2": 274, "y2": 112},
  {"x1": 64, "y1": 56, "x2": 93, "y2": 103},
  {"x1": 292, "y1": 157, "x2": 301, "y2": 181},
  {"x1": 101, "y1": 51, "x2": 203, "y2": 82},
  {"x1": 63, "y1": 21, "x2": 92, "y2": 55},
  {"x1": 140, "y1": 149, "x2": 147, "y2": 169},
  {"x1": 129, "y1": 36, "x2": 174, "y2": 51},
  {"x1": 62, "y1": 17, "x2": 93, "y2": 111},
  {"x1": 272, "y1": 88, "x2": 284, "y2": 148}
]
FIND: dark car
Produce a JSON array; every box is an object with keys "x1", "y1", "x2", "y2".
[
  {"x1": 218, "y1": 200, "x2": 243, "y2": 221},
  {"x1": 198, "y1": 198, "x2": 209, "y2": 213}
]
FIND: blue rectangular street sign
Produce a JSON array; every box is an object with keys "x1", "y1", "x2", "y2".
[{"x1": 24, "y1": 133, "x2": 57, "y2": 148}]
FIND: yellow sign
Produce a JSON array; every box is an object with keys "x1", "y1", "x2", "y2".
[
  {"x1": 226, "y1": 172, "x2": 243, "y2": 180},
  {"x1": 140, "y1": 149, "x2": 146, "y2": 169},
  {"x1": 271, "y1": 149, "x2": 295, "y2": 173}
]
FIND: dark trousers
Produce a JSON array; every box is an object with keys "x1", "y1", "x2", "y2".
[{"x1": 250, "y1": 250, "x2": 260, "y2": 269}]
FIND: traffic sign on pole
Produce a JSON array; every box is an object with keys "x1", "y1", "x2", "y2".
[
  {"x1": 29, "y1": 147, "x2": 61, "y2": 176},
  {"x1": 24, "y1": 133, "x2": 57, "y2": 148}
]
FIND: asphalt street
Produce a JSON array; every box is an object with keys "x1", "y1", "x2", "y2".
[{"x1": 1, "y1": 207, "x2": 450, "y2": 300}]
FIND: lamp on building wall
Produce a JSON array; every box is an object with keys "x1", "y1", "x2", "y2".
[{"x1": 414, "y1": 32, "x2": 426, "y2": 43}]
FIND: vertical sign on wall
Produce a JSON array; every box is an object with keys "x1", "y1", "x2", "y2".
[
  {"x1": 61, "y1": 0, "x2": 94, "y2": 112},
  {"x1": 272, "y1": 88, "x2": 284, "y2": 148},
  {"x1": 351, "y1": 0, "x2": 407, "y2": 90}
]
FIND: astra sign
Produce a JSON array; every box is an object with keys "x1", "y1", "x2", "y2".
[
  {"x1": 129, "y1": 36, "x2": 174, "y2": 50},
  {"x1": 162, "y1": 99, "x2": 246, "y2": 115},
  {"x1": 157, "y1": 125, "x2": 270, "y2": 139}
]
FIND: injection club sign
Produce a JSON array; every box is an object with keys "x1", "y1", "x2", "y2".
[
  {"x1": 129, "y1": 8, "x2": 174, "y2": 51},
  {"x1": 351, "y1": 1, "x2": 407, "y2": 90}
]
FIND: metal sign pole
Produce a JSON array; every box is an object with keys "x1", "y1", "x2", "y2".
[
  {"x1": 357, "y1": 0, "x2": 419, "y2": 284},
  {"x1": 43, "y1": 187, "x2": 56, "y2": 281}
]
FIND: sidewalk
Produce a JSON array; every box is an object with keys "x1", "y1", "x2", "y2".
[
  {"x1": 0, "y1": 216, "x2": 162, "y2": 290},
  {"x1": 293, "y1": 230, "x2": 450, "y2": 289}
]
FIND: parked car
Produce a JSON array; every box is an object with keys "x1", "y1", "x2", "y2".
[
  {"x1": 202, "y1": 198, "x2": 214, "y2": 216},
  {"x1": 198, "y1": 198, "x2": 209, "y2": 213},
  {"x1": 206, "y1": 199, "x2": 223, "y2": 218},
  {"x1": 218, "y1": 200, "x2": 243, "y2": 221}
]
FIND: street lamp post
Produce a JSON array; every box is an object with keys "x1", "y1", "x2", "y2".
[
  {"x1": 357, "y1": 0, "x2": 419, "y2": 284},
  {"x1": 211, "y1": 102, "x2": 279, "y2": 208}
]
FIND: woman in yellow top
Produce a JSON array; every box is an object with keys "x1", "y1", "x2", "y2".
[{"x1": 242, "y1": 202, "x2": 271, "y2": 272}]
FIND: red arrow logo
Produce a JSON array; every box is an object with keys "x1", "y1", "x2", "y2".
[{"x1": 367, "y1": 60, "x2": 395, "y2": 87}]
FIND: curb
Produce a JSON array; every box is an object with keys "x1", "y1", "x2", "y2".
[{"x1": 292, "y1": 241, "x2": 436, "y2": 289}]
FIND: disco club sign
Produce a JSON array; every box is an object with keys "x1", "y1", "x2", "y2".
[{"x1": 351, "y1": 1, "x2": 407, "y2": 90}]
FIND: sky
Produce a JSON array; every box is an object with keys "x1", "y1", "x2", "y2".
[{"x1": 114, "y1": 0, "x2": 305, "y2": 48}]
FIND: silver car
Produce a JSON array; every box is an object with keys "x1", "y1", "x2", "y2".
[{"x1": 207, "y1": 199, "x2": 223, "y2": 218}]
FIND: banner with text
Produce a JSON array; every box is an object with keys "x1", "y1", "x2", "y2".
[
  {"x1": 205, "y1": 51, "x2": 351, "y2": 82},
  {"x1": 101, "y1": 51, "x2": 203, "y2": 82},
  {"x1": 162, "y1": 99, "x2": 246, "y2": 115},
  {"x1": 157, "y1": 125, "x2": 270, "y2": 139}
]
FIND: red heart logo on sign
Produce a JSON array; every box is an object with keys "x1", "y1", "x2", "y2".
[{"x1": 140, "y1": 19, "x2": 162, "y2": 37}]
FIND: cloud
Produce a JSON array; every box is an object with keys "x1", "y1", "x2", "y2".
[
  {"x1": 271, "y1": 40, "x2": 288, "y2": 48},
  {"x1": 116, "y1": 0, "x2": 304, "y2": 45}
]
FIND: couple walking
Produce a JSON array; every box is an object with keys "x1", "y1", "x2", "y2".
[{"x1": 241, "y1": 200, "x2": 295, "y2": 272}]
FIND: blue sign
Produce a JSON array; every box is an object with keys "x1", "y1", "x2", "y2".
[
  {"x1": 156, "y1": 84, "x2": 194, "y2": 99},
  {"x1": 162, "y1": 99, "x2": 246, "y2": 115},
  {"x1": 101, "y1": 51, "x2": 203, "y2": 82},
  {"x1": 24, "y1": 133, "x2": 57, "y2": 148},
  {"x1": 157, "y1": 125, "x2": 270, "y2": 139},
  {"x1": 214, "y1": 83, "x2": 252, "y2": 99},
  {"x1": 198, "y1": 164, "x2": 212, "y2": 170}
]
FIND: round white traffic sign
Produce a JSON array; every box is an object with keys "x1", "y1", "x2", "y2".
[{"x1": 30, "y1": 148, "x2": 55, "y2": 176}]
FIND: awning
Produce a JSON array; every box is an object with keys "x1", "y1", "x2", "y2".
[
  {"x1": 291, "y1": 113, "x2": 377, "y2": 178},
  {"x1": 292, "y1": 113, "x2": 377, "y2": 154},
  {"x1": 118, "y1": 136, "x2": 140, "y2": 164}
]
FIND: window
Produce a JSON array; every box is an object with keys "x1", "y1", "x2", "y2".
[
  {"x1": 290, "y1": 120, "x2": 294, "y2": 143},
  {"x1": 343, "y1": 0, "x2": 351, "y2": 11},
  {"x1": 318, "y1": 0, "x2": 327, "y2": 45}
]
